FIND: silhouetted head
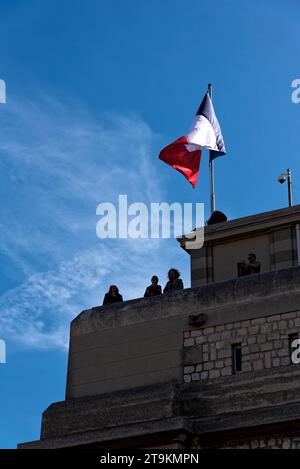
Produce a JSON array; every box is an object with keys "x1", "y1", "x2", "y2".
[
  {"x1": 168, "y1": 269, "x2": 180, "y2": 281},
  {"x1": 109, "y1": 285, "x2": 119, "y2": 296},
  {"x1": 248, "y1": 253, "x2": 256, "y2": 263},
  {"x1": 151, "y1": 276, "x2": 159, "y2": 285}
]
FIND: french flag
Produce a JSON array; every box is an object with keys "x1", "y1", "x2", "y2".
[{"x1": 159, "y1": 91, "x2": 226, "y2": 188}]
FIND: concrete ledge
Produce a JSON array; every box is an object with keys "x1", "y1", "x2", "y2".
[
  {"x1": 179, "y1": 204, "x2": 300, "y2": 248},
  {"x1": 194, "y1": 402, "x2": 300, "y2": 438},
  {"x1": 181, "y1": 365, "x2": 300, "y2": 417},
  {"x1": 72, "y1": 266, "x2": 300, "y2": 334},
  {"x1": 19, "y1": 365, "x2": 300, "y2": 448},
  {"x1": 42, "y1": 382, "x2": 181, "y2": 440},
  {"x1": 18, "y1": 416, "x2": 193, "y2": 449}
]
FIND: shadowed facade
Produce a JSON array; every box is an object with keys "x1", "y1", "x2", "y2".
[{"x1": 19, "y1": 205, "x2": 300, "y2": 449}]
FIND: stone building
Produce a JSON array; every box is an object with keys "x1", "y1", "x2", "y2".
[{"x1": 19, "y1": 205, "x2": 300, "y2": 449}]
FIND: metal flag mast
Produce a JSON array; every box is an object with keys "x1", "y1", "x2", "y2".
[{"x1": 208, "y1": 83, "x2": 215, "y2": 215}]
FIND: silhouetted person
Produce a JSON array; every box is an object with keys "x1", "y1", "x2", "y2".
[
  {"x1": 238, "y1": 253, "x2": 261, "y2": 277},
  {"x1": 103, "y1": 285, "x2": 123, "y2": 305},
  {"x1": 163, "y1": 268, "x2": 184, "y2": 295},
  {"x1": 144, "y1": 276, "x2": 162, "y2": 297}
]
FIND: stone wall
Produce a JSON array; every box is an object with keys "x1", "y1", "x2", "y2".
[{"x1": 183, "y1": 311, "x2": 300, "y2": 383}]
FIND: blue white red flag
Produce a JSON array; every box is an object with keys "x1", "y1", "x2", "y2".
[{"x1": 159, "y1": 92, "x2": 226, "y2": 188}]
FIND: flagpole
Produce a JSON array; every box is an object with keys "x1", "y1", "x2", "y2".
[{"x1": 208, "y1": 83, "x2": 215, "y2": 215}]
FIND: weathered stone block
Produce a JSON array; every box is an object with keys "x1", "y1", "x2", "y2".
[
  {"x1": 261, "y1": 324, "x2": 272, "y2": 334},
  {"x1": 215, "y1": 360, "x2": 224, "y2": 369},
  {"x1": 183, "y1": 346, "x2": 202, "y2": 366},
  {"x1": 279, "y1": 320, "x2": 287, "y2": 330},
  {"x1": 253, "y1": 360, "x2": 264, "y2": 371},
  {"x1": 218, "y1": 348, "x2": 232, "y2": 359},
  {"x1": 184, "y1": 366, "x2": 194, "y2": 374},
  {"x1": 209, "y1": 369, "x2": 220, "y2": 379},
  {"x1": 221, "y1": 366, "x2": 232, "y2": 377},
  {"x1": 191, "y1": 373, "x2": 200, "y2": 381},
  {"x1": 261, "y1": 342, "x2": 273, "y2": 352},
  {"x1": 242, "y1": 362, "x2": 252, "y2": 372},
  {"x1": 195, "y1": 336, "x2": 206, "y2": 345},
  {"x1": 203, "y1": 362, "x2": 214, "y2": 371},
  {"x1": 184, "y1": 338, "x2": 195, "y2": 347}
]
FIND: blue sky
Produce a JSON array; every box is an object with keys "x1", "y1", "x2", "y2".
[{"x1": 0, "y1": 0, "x2": 300, "y2": 448}]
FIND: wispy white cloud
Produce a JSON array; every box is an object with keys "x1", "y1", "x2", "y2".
[
  {"x1": 0, "y1": 95, "x2": 189, "y2": 350},
  {"x1": 0, "y1": 241, "x2": 182, "y2": 350}
]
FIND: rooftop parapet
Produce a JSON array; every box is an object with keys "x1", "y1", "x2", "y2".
[{"x1": 66, "y1": 266, "x2": 300, "y2": 399}]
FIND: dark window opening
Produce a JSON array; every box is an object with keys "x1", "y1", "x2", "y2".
[{"x1": 232, "y1": 343, "x2": 242, "y2": 374}]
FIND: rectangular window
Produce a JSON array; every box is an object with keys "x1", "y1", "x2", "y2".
[{"x1": 232, "y1": 343, "x2": 242, "y2": 374}]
